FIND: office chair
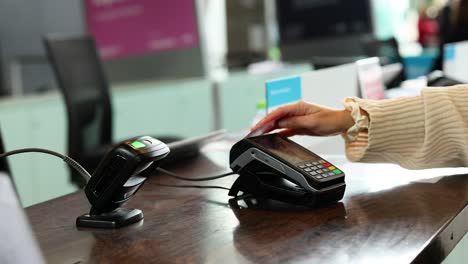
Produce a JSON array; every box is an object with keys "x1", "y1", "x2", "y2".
[
  {"x1": 361, "y1": 37, "x2": 406, "y2": 88},
  {"x1": 0, "y1": 125, "x2": 18, "y2": 198},
  {"x1": 44, "y1": 34, "x2": 180, "y2": 188},
  {"x1": 0, "y1": 126, "x2": 12, "y2": 176}
]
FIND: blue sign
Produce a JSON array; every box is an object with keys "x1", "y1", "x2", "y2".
[
  {"x1": 444, "y1": 44, "x2": 456, "y2": 62},
  {"x1": 265, "y1": 76, "x2": 302, "y2": 110}
]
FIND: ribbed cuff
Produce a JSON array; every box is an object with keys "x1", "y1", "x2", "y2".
[
  {"x1": 345, "y1": 95, "x2": 425, "y2": 166},
  {"x1": 343, "y1": 97, "x2": 369, "y2": 143}
]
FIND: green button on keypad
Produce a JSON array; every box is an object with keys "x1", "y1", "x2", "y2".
[{"x1": 333, "y1": 169, "x2": 342, "y2": 174}]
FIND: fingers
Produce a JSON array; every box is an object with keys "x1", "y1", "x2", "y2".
[
  {"x1": 251, "y1": 102, "x2": 308, "y2": 131},
  {"x1": 246, "y1": 120, "x2": 277, "y2": 136},
  {"x1": 250, "y1": 101, "x2": 346, "y2": 137},
  {"x1": 257, "y1": 120, "x2": 277, "y2": 134},
  {"x1": 278, "y1": 128, "x2": 319, "y2": 137},
  {"x1": 278, "y1": 129, "x2": 298, "y2": 137},
  {"x1": 277, "y1": 115, "x2": 313, "y2": 130},
  {"x1": 251, "y1": 108, "x2": 287, "y2": 131}
]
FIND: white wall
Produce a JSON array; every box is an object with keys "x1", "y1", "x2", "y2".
[{"x1": 197, "y1": 0, "x2": 227, "y2": 79}]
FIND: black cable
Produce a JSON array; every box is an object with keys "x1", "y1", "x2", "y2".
[
  {"x1": 0, "y1": 148, "x2": 91, "y2": 182},
  {"x1": 155, "y1": 167, "x2": 236, "y2": 181},
  {"x1": 150, "y1": 182, "x2": 230, "y2": 191}
]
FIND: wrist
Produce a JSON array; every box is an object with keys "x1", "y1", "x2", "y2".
[{"x1": 338, "y1": 109, "x2": 355, "y2": 133}]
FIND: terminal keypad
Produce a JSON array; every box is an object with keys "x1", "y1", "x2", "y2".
[{"x1": 297, "y1": 160, "x2": 343, "y2": 180}]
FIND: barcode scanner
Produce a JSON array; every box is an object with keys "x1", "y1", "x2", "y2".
[{"x1": 76, "y1": 136, "x2": 170, "y2": 229}]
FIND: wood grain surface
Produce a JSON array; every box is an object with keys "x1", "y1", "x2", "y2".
[{"x1": 26, "y1": 145, "x2": 468, "y2": 264}]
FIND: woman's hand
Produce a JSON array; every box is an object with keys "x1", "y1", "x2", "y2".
[{"x1": 251, "y1": 101, "x2": 355, "y2": 137}]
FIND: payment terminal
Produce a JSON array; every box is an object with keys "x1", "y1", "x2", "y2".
[{"x1": 229, "y1": 133, "x2": 345, "y2": 207}]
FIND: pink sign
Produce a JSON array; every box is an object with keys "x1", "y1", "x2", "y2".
[
  {"x1": 84, "y1": 0, "x2": 199, "y2": 60},
  {"x1": 356, "y1": 57, "x2": 386, "y2": 100}
]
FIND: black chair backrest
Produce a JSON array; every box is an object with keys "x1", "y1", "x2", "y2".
[
  {"x1": 361, "y1": 37, "x2": 406, "y2": 86},
  {"x1": 0, "y1": 125, "x2": 18, "y2": 197},
  {"x1": 362, "y1": 37, "x2": 402, "y2": 65},
  {"x1": 0, "y1": 126, "x2": 11, "y2": 176},
  {"x1": 44, "y1": 34, "x2": 112, "y2": 163}
]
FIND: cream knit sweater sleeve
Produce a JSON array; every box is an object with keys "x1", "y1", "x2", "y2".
[{"x1": 345, "y1": 85, "x2": 468, "y2": 169}]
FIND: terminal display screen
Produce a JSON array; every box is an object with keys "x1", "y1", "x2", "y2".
[{"x1": 250, "y1": 134, "x2": 319, "y2": 165}]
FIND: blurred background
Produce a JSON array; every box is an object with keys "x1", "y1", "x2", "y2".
[{"x1": 0, "y1": 0, "x2": 466, "y2": 207}]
